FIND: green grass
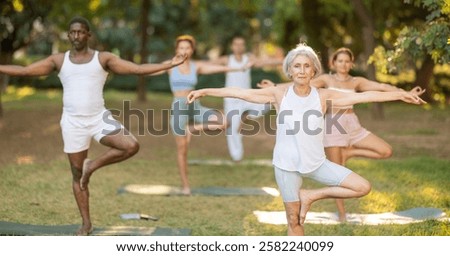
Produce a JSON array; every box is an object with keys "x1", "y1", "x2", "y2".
[{"x1": 0, "y1": 89, "x2": 449, "y2": 236}]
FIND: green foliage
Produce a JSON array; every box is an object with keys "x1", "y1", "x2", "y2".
[
  {"x1": 0, "y1": 0, "x2": 53, "y2": 53},
  {"x1": 384, "y1": 0, "x2": 450, "y2": 68}
]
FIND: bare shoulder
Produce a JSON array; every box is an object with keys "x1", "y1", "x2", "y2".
[
  {"x1": 48, "y1": 53, "x2": 65, "y2": 70},
  {"x1": 98, "y1": 51, "x2": 118, "y2": 61}
]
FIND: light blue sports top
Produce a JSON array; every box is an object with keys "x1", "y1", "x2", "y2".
[{"x1": 169, "y1": 62, "x2": 198, "y2": 92}]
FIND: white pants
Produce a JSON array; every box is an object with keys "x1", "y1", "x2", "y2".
[{"x1": 224, "y1": 98, "x2": 269, "y2": 161}]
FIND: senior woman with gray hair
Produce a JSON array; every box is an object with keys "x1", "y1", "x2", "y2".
[{"x1": 187, "y1": 44, "x2": 425, "y2": 236}]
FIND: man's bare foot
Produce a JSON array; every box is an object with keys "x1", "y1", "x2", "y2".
[
  {"x1": 181, "y1": 187, "x2": 191, "y2": 196},
  {"x1": 76, "y1": 225, "x2": 93, "y2": 236},
  {"x1": 299, "y1": 189, "x2": 314, "y2": 225},
  {"x1": 80, "y1": 158, "x2": 92, "y2": 191}
]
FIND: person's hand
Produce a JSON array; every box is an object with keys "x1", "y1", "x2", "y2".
[
  {"x1": 187, "y1": 90, "x2": 204, "y2": 104},
  {"x1": 400, "y1": 91, "x2": 427, "y2": 105},
  {"x1": 243, "y1": 60, "x2": 254, "y2": 71},
  {"x1": 170, "y1": 53, "x2": 187, "y2": 67},
  {"x1": 409, "y1": 86, "x2": 426, "y2": 96},
  {"x1": 257, "y1": 79, "x2": 276, "y2": 88}
]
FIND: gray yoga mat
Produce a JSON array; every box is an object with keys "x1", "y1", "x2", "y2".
[
  {"x1": 118, "y1": 184, "x2": 280, "y2": 197},
  {"x1": 188, "y1": 158, "x2": 273, "y2": 167},
  {"x1": 0, "y1": 221, "x2": 191, "y2": 236}
]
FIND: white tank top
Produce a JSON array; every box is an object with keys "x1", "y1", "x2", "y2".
[
  {"x1": 58, "y1": 51, "x2": 108, "y2": 116},
  {"x1": 272, "y1": 86, "x2": 326, "y2": 173},
  {"x1": 225, "y1": 54, "x2": 251, "y2": 89}
]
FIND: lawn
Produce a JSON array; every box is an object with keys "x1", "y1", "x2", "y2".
[{"x1": 0, "y1": 88, "x2": 449, "y2": 235}]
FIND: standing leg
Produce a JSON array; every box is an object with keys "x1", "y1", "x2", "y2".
[
  {"x1": 226, "y1": 111, "x2": 244, "y2": 162},
  {"x1": 325, "y1": 146, "x2": 347, "y2": 222},
  {"x1": 80, "y1": 129, "x2": 139, "y2": 190},
  {"x1": 274, "y1": 166, "x2": 304, "y2": 235},
  {"x1": 67, "y1": 150, "x2": 92, "y2": 236},
  {"x1": 224, "y1": 99, "x2": 245, "y2": 161},
  {"x1": 174, "y1": 135, "x2": 191, "y2": 195},
  {"x1": 284, "y1": 202, "x2": 304, "y2": 235}
]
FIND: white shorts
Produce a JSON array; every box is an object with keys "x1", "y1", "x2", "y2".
[
  {"x1": 60, "y1": 110, "x2": 123, "y2": 153},
  {"x1": 274, "y1": 159, "x2": 353, "y2": 202}
]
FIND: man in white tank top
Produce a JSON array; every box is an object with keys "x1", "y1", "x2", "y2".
[
  {"x1": 0, "y1": 16, "x2": 186, "y2": 235},
  {"x1": 212, "y1": 36, "x2": 282, "y2": 161}
]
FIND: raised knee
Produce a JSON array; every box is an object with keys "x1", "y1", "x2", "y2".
[
  {"x1": 126, "y1": 141, "x2": 140, "y2": 156},
  {"x1": 359, "y1": 181, "x2": 372, "y2": 196},
  {"x1": 380, "y1": 146, "x2": 393, "y2": 159}
]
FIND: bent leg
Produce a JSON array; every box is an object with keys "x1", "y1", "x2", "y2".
[
  {"x1": 344, "y1": 133, "x2": 392, "y2": 161},
  {"x1": 67, "y1": 151, "x2": 93, "y2": 235},
  {"x1": 299, "y1": 161, "x2": 371, "y2": 225},
  {"x1": 80, "y1": 129, "x2": 139, "y2": 190}
]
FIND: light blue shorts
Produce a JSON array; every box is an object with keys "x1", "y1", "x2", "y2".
[
  {"x1": 274, "y1": 159, "x2": 353, "y2": 202},
  {"x1": 170, "y1": 97, "x2": 220, "y2": 136}
]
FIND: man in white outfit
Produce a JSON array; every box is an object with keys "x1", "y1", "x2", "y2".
[
  {"x1": 212, "y1": 36, "x2": 282, "y2": 161},
  {"x1": 0, "y1": 16, "x2": 186, "y2": 235}
]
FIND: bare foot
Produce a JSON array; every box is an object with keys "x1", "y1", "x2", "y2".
[
  {"x1": 299, "y1": 189, "x2": 314, "y2": 225},
  {"x1": 338, "y1": 214, "x2": 347, "y2": 222},
  {"x1": 76, "y1": 225, "x2": 93, "y2": 236},
  {"x1": 80, "y1": 158, "x2": 92, "y2": 191},
  {"x1": 181, "y1": 187, "x2": 191, "y2": 196}
]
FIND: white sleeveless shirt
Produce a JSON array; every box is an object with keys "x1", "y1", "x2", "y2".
[
  {"x1": 272, "y1": 86, "x2": 326, "y2": 173},
  {"x1": 225, "y1": 54, "x2": 251, "y2": 89},
  {"x1": 58, "y1": 51, "x2": 108, "y2": 116}
]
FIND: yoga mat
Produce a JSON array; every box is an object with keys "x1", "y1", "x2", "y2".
[
  {"x1": 118, "y1": 184, "x2": 280, "y2": 197},
  {"x1": 254, "y1": 207, "x2": 448, "y2": 225},
  {"x1": 0, "y1": 221, "x2": 191, "y2": 236},
  {"x1": 188, "y1": 158, "x2": 273, "y2": 167}
]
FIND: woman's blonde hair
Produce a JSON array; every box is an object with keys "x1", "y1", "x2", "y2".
[{"x1": 175, "y1": 34, "x2": 196, "y2": 49}]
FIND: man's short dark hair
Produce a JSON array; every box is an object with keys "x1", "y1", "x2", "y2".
[{"x1": 68, "y1": 16, "x2": 91, "y2": 31}]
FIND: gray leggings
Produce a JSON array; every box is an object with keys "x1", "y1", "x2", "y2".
[{"x1": 274, "y1": 159, "x2": 352, "y2": 202}]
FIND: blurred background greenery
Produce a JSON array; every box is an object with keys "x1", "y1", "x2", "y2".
[{"x1": 1, "y1": 0, "x2": 449, "y2": 117}]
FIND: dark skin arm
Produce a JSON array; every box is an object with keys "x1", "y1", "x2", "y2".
[{"x1": 0, "y1": 54, "x2": 64, "y2": 76}]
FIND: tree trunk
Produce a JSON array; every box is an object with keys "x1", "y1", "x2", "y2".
[
  {"x1": 137, "y1": 0, "x2": 151, "y2": 102},
  {"x1": 351, "y1": 0, "x2": 384, "y2": 119},
  {"x1": 415, "y1": 55, "x2": 434, "y2": 103}
]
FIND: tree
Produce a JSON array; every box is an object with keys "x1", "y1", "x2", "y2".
[
  {"x1": 371, "y1": 0, "x2": 450, "y2": 103},
  {"x1": 0, "y1": 0, "x2": 53, "y2": 118},
  {"x1": 137, "y1": 0, "x2": 150, "y2": 102}
]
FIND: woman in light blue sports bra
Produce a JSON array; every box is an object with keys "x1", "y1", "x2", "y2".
[
  {"x1": 151, "y1": 35, "x2": 249, "y2": 195},
  {"x1": 260, "y1": 47, "x2": 424, "y2": 222}
]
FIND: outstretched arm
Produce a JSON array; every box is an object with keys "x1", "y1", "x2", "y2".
[
  {"x1": 196, "y1": 61, "x2": 252, "y2": 75},
  {"x1": 0, "y1": 55, "x2": 59, "y2": 76},
  {"x1": 187, "y1": 87, "x2": 276, "y2": 105},
  {"x1": 104, "y1": 52, "x2": 186, "y2": 75},
  {"x1": 326, "y1": 89, "x2": 426, "y2": 108}
]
